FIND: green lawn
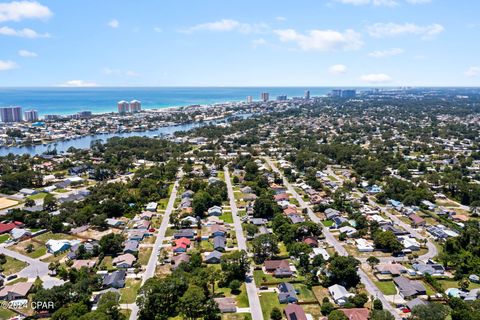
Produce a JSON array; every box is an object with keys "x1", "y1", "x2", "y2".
[
  {"x1": 220, "y1": 212, "x2": 234, "y2": 223},
  {"x1": 120, "y1": 279, "x2": 141, "y2": 303},
  {"x1": 55, "y1": 189, "x2": 70, "y2": 193},
  {"x1": 138, "y1": 247, "x2": 153, "y2": 265},
  {"x1": 438, "y1": 279, "x2": 480, "y2": 291},
  {"x1": 29, "y1": 246, "x2": 47, "y2": 259},
  {"x1": 259, "y1": 292, "x2": 282, "y2": 320},
  {"x1": 1, "y1": 256, "x2": 27, "y2": 276},
  {"x1": 293, "y1": 283, "x2": 317, "y2": 301},
  {"x1": 0, "y1": 234, "x2": 9, "y2": 243},
  {"x1": 253, "y1": 270, "x2": 299, "y2": 286},
  {"x1": 278, "y1": 242, "x2": 289, "y2": 257},
  {"x1": 375, "y1": 281, "x2": 397, "y2": 295},
  {"x1": 322, "y1": 220, "x2": 334, "y2": 227},
  {"x1": 222, "y1": 314, "x2": 252, "y2": 320},
  {"x1": 36, "y1": 232, "x2": 76, "y2": 242},
  {"x1": 27, "y1": 192, "x2": 48, "y2": 200},
  {"x1": 99, "y1": 256, "x2": 114, "y2": 270},
  {"x1": 199, "y1": 240, "x2": 214, "y2": 252},
  {"x1": 0, "y1": 308, "x2": 15, "y2": 319}
]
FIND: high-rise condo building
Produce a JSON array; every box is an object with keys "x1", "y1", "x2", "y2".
[
  {"x1": 117, "y1": 100, "x2": 130, "y2": 114},
  {"x1": 261, "y1": 92, "x2": 269, "y2": 102},
  {"x1": 24, "y1": 109, "x2": 39, "y2": 122},
  {"x1": 0, "y1": 106, "x2": 23, "y2": 123},
  {"x1": 130, "y1": 100, "x2": 142, "y2": 112},
  {"x1": 246, "y1": 96, "x2": 253, "y2": 103},
  {"x1": 304, "y1": 90, "x2": 311, "y2": 100}
]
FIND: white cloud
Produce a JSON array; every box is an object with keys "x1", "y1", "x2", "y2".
[
  {"x1": 252, "y1": 38, "x2": 266, "y2": 48},
  {"x1": 0, "y1": 26, "x2": 49, "y2": 38},
  {"x1": 336, "y1": 0, "x2": 398, "y2": 6},
  {"x1": 0, "y1": 1, "x2": 52, "y2": 22},
  {"x1": 274, "y1": 28, "x2": 363, "y2": 51},
  {"x1": 181, "y1": 19, "x2": 268, "y2": 34},
  {"x1": 405, "y1": 0, "x2": 431, "y2": 3},
  {"x1": 58, "y1": 80, "x2": 98, "y2": 87},
  {"x1": 465, "y1": 66, "x2": 480, "y2": 77},
  {"x1": 108, "y1": 19, "x2": 119, "y2": 28},
  {"x1": 0, "y1": 60, "x2": 17, "y2": 71},
  {"x1": 103, "y1": 68, "x2": 140, "y2": 77},
  {"x1": 368, "y1": 48, "x2": 404, "y2": 58},
  {"x1": 360, "y1": 73, "x2": 392, "y2": 83},
  {"x1": 153, "y1": 27, "x2": 163, "y2": 33},
  {"x1": 275, "y1": 16, "x2": 286, "y2": 21},
  {"x1": 125, "y1": 70, "x2": 140, "y2": 77},
  {"x1": 367, "y1": 22, "x2": 444, "y2": 39},
  {"x1": 18, "y1": 49, "x2": 37, "y2": 57},
  {"x1": 329, "y1": 64, "x2": 347, "y2": 74},
  {"x1": 337, "y1": 0, "x2": 430, "y2": 5}
]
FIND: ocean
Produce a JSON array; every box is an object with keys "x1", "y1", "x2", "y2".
[{"x1": 0, "y1": 87, "x2": 338, "y2": 115}]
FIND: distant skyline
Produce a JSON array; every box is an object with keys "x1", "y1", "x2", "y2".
[{"x1": 0, "y1": 0, "x2": 479, "y2": 87}]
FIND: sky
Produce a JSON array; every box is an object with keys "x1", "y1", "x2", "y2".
[{"x1": 0, "y1": 0, "x2": 479, "y2": 87}]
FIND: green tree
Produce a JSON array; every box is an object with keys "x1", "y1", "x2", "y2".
[
  {"x1": 370, "y1": 310, "x2": 395, "y2": 320},
  {"x1": 411, "y1": 303, "x2": 449, "y2": 320},
  {"x1": 328, "y1": 310, "x2": 348, "y2": 320},
  {"x1": 251, "y1": 234, "x2": 280, "y2": 263},
  {"x1": 270, "y1": 307, "x2": 282, "y2": 320}
]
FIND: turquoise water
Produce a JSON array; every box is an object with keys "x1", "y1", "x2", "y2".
[{"x1": 0, "y1": 87, "x2": 338, "y2": 115}]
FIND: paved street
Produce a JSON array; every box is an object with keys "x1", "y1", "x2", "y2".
[
  {"x1": 265, "y1": 158, "x2": 402, "y2": 320},
  {"x1": 129, "y1": 171, "x2": 182, "y2": 320},
  {"x1": 224, "y1": 167, "x2": 264, "y2": 320},
  {"x1": 0, "y1": 244, "x2": 64, "y2": 289}
]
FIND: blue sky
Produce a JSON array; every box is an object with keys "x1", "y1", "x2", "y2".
[{"x1": 0, "y1": 0, "x2": 479, "y2": 87}]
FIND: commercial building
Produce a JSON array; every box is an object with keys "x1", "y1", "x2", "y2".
[
  {"x1": 276, "y1": 95, "x2": 287, "y2": 101},
  {"x1": 24, "y1": 109, "x2": 39, "y2": 122},
  {"x1": 129, "y1": 100, "x2": 142, "y2": 112},
  {"x1": 0, "y1": 106, "x2": 23, "y2": 123},
  {"x1": 246, "y1": 96, "x2": 253, "y2": 103},
  {"x1": 117, "y1": 100, "x2": 129, "y2": 114}
]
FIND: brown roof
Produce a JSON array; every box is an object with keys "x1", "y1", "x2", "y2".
[
  {"x1": 72, "y1": 259, "x2": 97, "y2": 270},
  {"x1": 264, "y1": 259, "x2": 290, "y2": 270},
  {"x1": 284, "y1": 304, "x2": 307, "y2": 320},
  {"x1": 340, "y1": 308, "x2": 369, "y2": 320},
  {"x1": 0, "y1": 282, "x2": 33, "y2": 298}
]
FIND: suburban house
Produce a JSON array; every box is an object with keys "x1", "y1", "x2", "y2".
[
  {"x1": 123, "y1": 240, "x2": 139, "y2": 254},
  {"x1": 112, "y1": 253, "x2": 137, "y2": 268},
  {"x1": 10, "y1": 228, "x2": 31, "y2": 241},
  {"x1": 393, "y1": 276, "x2": 426, "y2": 299},
  {"x1": 284, "y1": 304, "x2": 307, "y2": 320},
  {"x1": 205, "y1": 250, "x2": 222, "y2": 264},
  {"x1": 375, "y1": 263, "x2": 407, "y2": 277},
  {"x1": 328, "y1": 284, "x2": 354, "y2": 306},
  {"x1": 208, "y1": 206, "x2": 223, "y2": 216},
  {"x1": 173, "y1": 229, "x2": 195, "y2": 239},
  {"x1": 214, "y1": 297, "x2": 236, "y2": 313},
  {"x1": 412, "y1": 262, "x2": 445, "y2": 276},
  {"x1": 339, "y1": 308, "x2": 369, "y2": 320},
  {"x1": 171, "y1": 253, "x2": 190, "y2": 270},
  {"x1": 264, "y1": 260, "x2": 293, "y2": 278},
  {"x1": 409, "y1": 214, "x2": 426, "y2": 227},
  {"x1": 145, "y1": 202, "x2": 158, "y2": 212},
  {"x1": 0, "y1": 282, "x2": 33, "y2": 301},
  {"x1": 102, "y1": 270, "x2": 126, "y2": 289},
  {"x1": 173, "y1": 237, "x2": 191, "y2": 253},
  {"x1": 72, "y1": 259, "x2": 97, "y2": 270},
  {"x1": 213, "y1": 236, "x2": 226, "y2": 251},
  {"x1": 277, "y1": 282, "x2": 298, "y2": 303},
  {"x1": 46, "y1": 239, "x2": 81, "y2": 254},
  {"x1": 210, "y1": 225, "x2": 227, "y2": 238}
]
